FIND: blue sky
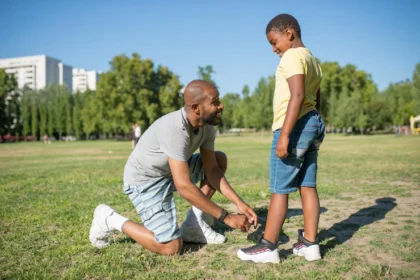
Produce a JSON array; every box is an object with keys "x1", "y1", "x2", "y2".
[{"x1": 1, "y1": 0, "x2": 419, "y2": 95}]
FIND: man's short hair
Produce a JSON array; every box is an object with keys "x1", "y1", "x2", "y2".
[{"x1": 266, "y1": 14, "x2": 301, "y2": 38}]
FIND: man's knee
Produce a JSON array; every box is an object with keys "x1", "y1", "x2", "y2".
[
  {"x1": 215, "y1": 151, "x2": 227, "y2": 173},
  {"x1": 160, "y1": 238, "x2": 183, "y2": 256}
]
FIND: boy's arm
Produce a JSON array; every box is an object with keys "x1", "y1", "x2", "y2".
[
  {"x1": 199, "y1": 147, "x2": 258, "y2": 227},
  {"x1": 276, "y1": 74, "x2": 305, "y2": 159},
  {"x1": 316, "y1": 88, "x2": 321, "y2": 112}
]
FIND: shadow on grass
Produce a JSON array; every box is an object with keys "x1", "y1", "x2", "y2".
[{"x1": 318, "y1": 197, "x2": 397, "y2": 255}]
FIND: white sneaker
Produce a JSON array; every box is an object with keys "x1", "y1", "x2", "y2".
[
  {"x1": 202, "y1": 212, "x2": 214, "y2": 226},
  {"x1": 89, "y1": 204, "x2": 116, "y2": 249},
  {"x1": 180, "y1": 220, "x2": 226, "y2": 244},
  {"x1": 292, "y1": 229, "x2": 321, "y2": 261},
  {"x1": 237, "y1": 238, "x2": 280, "y2": 263}
]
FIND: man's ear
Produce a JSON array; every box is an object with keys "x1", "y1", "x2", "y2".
[{"x1": 191, "y1": 103, "x2": 200, "y2": 114}]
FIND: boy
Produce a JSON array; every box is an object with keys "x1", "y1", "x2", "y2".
[{"x1": 237, "y1": 14, "x2": 325, "y2": 263}]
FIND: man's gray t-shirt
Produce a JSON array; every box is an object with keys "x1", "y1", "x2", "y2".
[{"x1": 123, "y1": 108, "x2": 216, "y2": 185}]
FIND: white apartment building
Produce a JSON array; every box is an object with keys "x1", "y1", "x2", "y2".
[
  {"x1": 72, "y1": 68, "x2": 100, "y2": 93},
  {"x1": 0, "y1": 55, "x2": 73, "y2": 91}
]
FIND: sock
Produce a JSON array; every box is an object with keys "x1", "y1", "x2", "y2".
[{"x1": 106, "y1": 212, "x2": 129, "y2": 232}]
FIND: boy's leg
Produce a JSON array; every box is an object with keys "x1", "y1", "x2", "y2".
[
  {"x1": 237, "y1": 129, "x2": 300, "y2": 263},
  {"x1": 298, "y1": 186, "x2": 319, "y2": 242},
  {"x1": 263, "y1": 193, "x2": 288, "y2": 244},
  {"x1": 293, "y1": 112, "x2": 325, "y2": 261}
]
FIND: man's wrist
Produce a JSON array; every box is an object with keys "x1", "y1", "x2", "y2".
[{"x1": 218, "y1": 209, "x2": 229, "y2": 222}]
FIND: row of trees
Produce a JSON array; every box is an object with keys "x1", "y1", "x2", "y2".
[
  {"x1": 220, "y1": 62, "x2": 420, "y2": 132},
  {"x1": 1, "y1": 53, "x2": 419, "y2": 141}
]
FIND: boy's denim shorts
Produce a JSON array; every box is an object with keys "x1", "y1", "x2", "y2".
[
  {"x1": 123, "y1": 154, "x2": 205, "y2": 243},
  {"x1": 270, "y1": 111, "x2": 325, "y2": 194}
]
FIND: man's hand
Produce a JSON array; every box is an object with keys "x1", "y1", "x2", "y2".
[
  {"x1": 223, "y1": 214, "x2": 251, "y2": 232},
  {"x1": 276, "y1": 134, "x2": 289, "y2": 159},
  {"x1": 236, "y1": 201, "x2": 258, "y2": 228}
]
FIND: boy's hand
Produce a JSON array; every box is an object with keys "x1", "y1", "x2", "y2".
[
  {"x1": 276, "y1": 135, "x2": 289, "y2": 159},
  {"x1": 224, "y1": 214, "x2": 251, "y2": 232}
]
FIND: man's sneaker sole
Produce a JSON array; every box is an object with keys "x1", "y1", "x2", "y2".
[{"x1": 237, "y1": 249, "x2": 280, "y2": 263}]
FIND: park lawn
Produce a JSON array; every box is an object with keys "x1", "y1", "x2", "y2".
[{"x1": 0, "y1": 134, "x2": 419, "y2": 279}]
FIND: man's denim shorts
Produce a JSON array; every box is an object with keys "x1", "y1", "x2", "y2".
[
  {"x1": 123, "y1": 154, "x2": 204, "y2": 243},
  {"x1": 270, "y1": 111, "x2": 325, "y2": 194}
]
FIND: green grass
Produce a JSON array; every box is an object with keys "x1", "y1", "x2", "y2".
[{"x1": 1, "y1": 134, "x2": 420, "y2": 279}]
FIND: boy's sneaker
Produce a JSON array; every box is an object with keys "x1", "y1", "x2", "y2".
[
  {"x1": 89, "y1": 204, "x2": 116, "y2": 249},
  {"x1": 237, "y1": 238, "x2": 280, "y2": 263},
  {"x1": 180, "y1": 220, "x2": 226, "y2": 244},
  {"x1": 292, "y1": 229, "x2": 321, "y2": 261}
]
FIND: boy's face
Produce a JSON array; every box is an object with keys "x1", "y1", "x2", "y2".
[{"x1": 266, "y1": 29, "x2": 292, "y2": 57}]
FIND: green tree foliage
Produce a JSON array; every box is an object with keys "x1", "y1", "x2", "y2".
[
  {"x1": 220, "y1": 93, "x2": 241, "y2": 129},
  {"x1": 382, "y1": 81, "x2": 413, "y2": 126},
  {"x1": 30, "y1": 93, "x2": 38, "y2": 138},
  {"x1": 197, "y1": 65, "x2": 217, "y2": 88},
  {"x1": 0, "y1": 69, "x2": 18, "y2": 135},
  {"x1": 21, "y1": 90, "x2": 32, "y2": 136},
  {"x1": 3, "y1": 54, "x2": 419, "y2": 139},
  {"x1": 93, "y1": 54, "x2": 183, "y2": 135},
  {"x1": 412, "y1": 63, "x2": 420, "y2": 116},
  {"x1": 72, "y1": 92, "x2": 83, "y2": 139}
]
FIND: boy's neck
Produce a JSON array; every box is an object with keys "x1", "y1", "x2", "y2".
[{"x1": 290, "y1": 38, "x2": 305, "y2": 49}]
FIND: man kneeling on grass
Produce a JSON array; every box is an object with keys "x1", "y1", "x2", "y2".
[{"x1": 89, "y1": 80, "x2": 258, "y2": 255}]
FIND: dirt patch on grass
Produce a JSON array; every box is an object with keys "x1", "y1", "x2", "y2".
[{"x1": 207, "y1": 190, "x2": 420, "y2": 277}]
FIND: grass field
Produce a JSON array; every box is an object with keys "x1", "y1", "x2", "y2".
[{"x1": 1, "y1": 134, "x2": 420, "y2": 279}]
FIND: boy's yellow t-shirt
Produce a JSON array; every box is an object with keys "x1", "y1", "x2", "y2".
[{"x1": 272, "y1": 47, "x2": 322, "y2": 131}]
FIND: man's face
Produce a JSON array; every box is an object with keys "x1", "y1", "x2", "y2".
[
  {"x1": 266, "y1": 30, "x2": 291, "y2": 57},
  {"x1": 200, "y1": 88, "x2": 224, "y2": 125}
]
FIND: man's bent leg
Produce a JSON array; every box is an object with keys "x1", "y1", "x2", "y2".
[
  {"x1": 180, "y1": 151, "x2": 227, "y2": 244},
  {"x1": 123, "y1": 221, "x2": 182, "y2": 255}
]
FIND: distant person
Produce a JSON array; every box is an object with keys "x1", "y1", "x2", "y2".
[
  {"x1": 43, "y1": 134, "x2": 50, "y2": 144},
  {"x1": 89, "y1": 80, "x2": 257, "y2": 256},
  {"x1": 131, "y1": 124, "x2": 136, "y2": 149},
  {"x1": 237, "y1": 14, "x2": 325, "y2": 263},
  {"x1": 134, "y1": 123, "x2": 141, "y2": 145}
]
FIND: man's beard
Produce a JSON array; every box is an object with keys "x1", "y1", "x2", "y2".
[{"x1": 203, "y1": 113, "x2": 221, "y2": 126}]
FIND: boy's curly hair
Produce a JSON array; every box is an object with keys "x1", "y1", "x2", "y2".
[{"x1": 266, "y1": 14, "x2": 301, "y2": 38}]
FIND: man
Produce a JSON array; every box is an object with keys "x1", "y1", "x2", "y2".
[{"x1": 89, "y1": 80, "x2": 257, "y2": 255}]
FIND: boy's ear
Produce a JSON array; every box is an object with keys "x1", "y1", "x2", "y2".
[{"x1": 286, "y1": 28, "x2": 294, "y2": 41}]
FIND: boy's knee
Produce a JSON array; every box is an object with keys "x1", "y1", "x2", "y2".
[
  {"x1": 215, "y1": 151, "x2": 227, "y2": 172},
  {"x1": 160, "y1": 238, "x2": 183, "y2": 256}
]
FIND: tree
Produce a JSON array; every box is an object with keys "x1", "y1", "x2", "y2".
[
  {"x1": 383, "y1": 81, "x2": 413, "y2": 126},
  {"x1": 30, "y1": 92, "x2": 39, "y2": 138},
  {"x1": 21, "y1": 90, "x2": 32, "y2": 137},
  {"x1": 38, "y1": 89, "x2": 48, "y2": 137},
  {"x1": 412, "y1": 63, "x2": 420, "y2": 116},
  {"x1": 65, "y1": 90, "x2": 73, "y2": 136},
  {"x1": 197, "y1": 65, "x2": 217, "y2": 88},
  {"x1": 221, "y1": 93, "x2": 241, "y2": 129},
  {"x1": 0, "y1": 69, "x2": 18, "y2": 135},
  {"x1": 80, "y1": 89, "x2": 98, "y2": 139},
  {"x1": 72, "y1": 92, "x2": 83, "y2": 139},
  {"x1": 93, "y1": 53, "x2": 183, "y2": 135}
]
